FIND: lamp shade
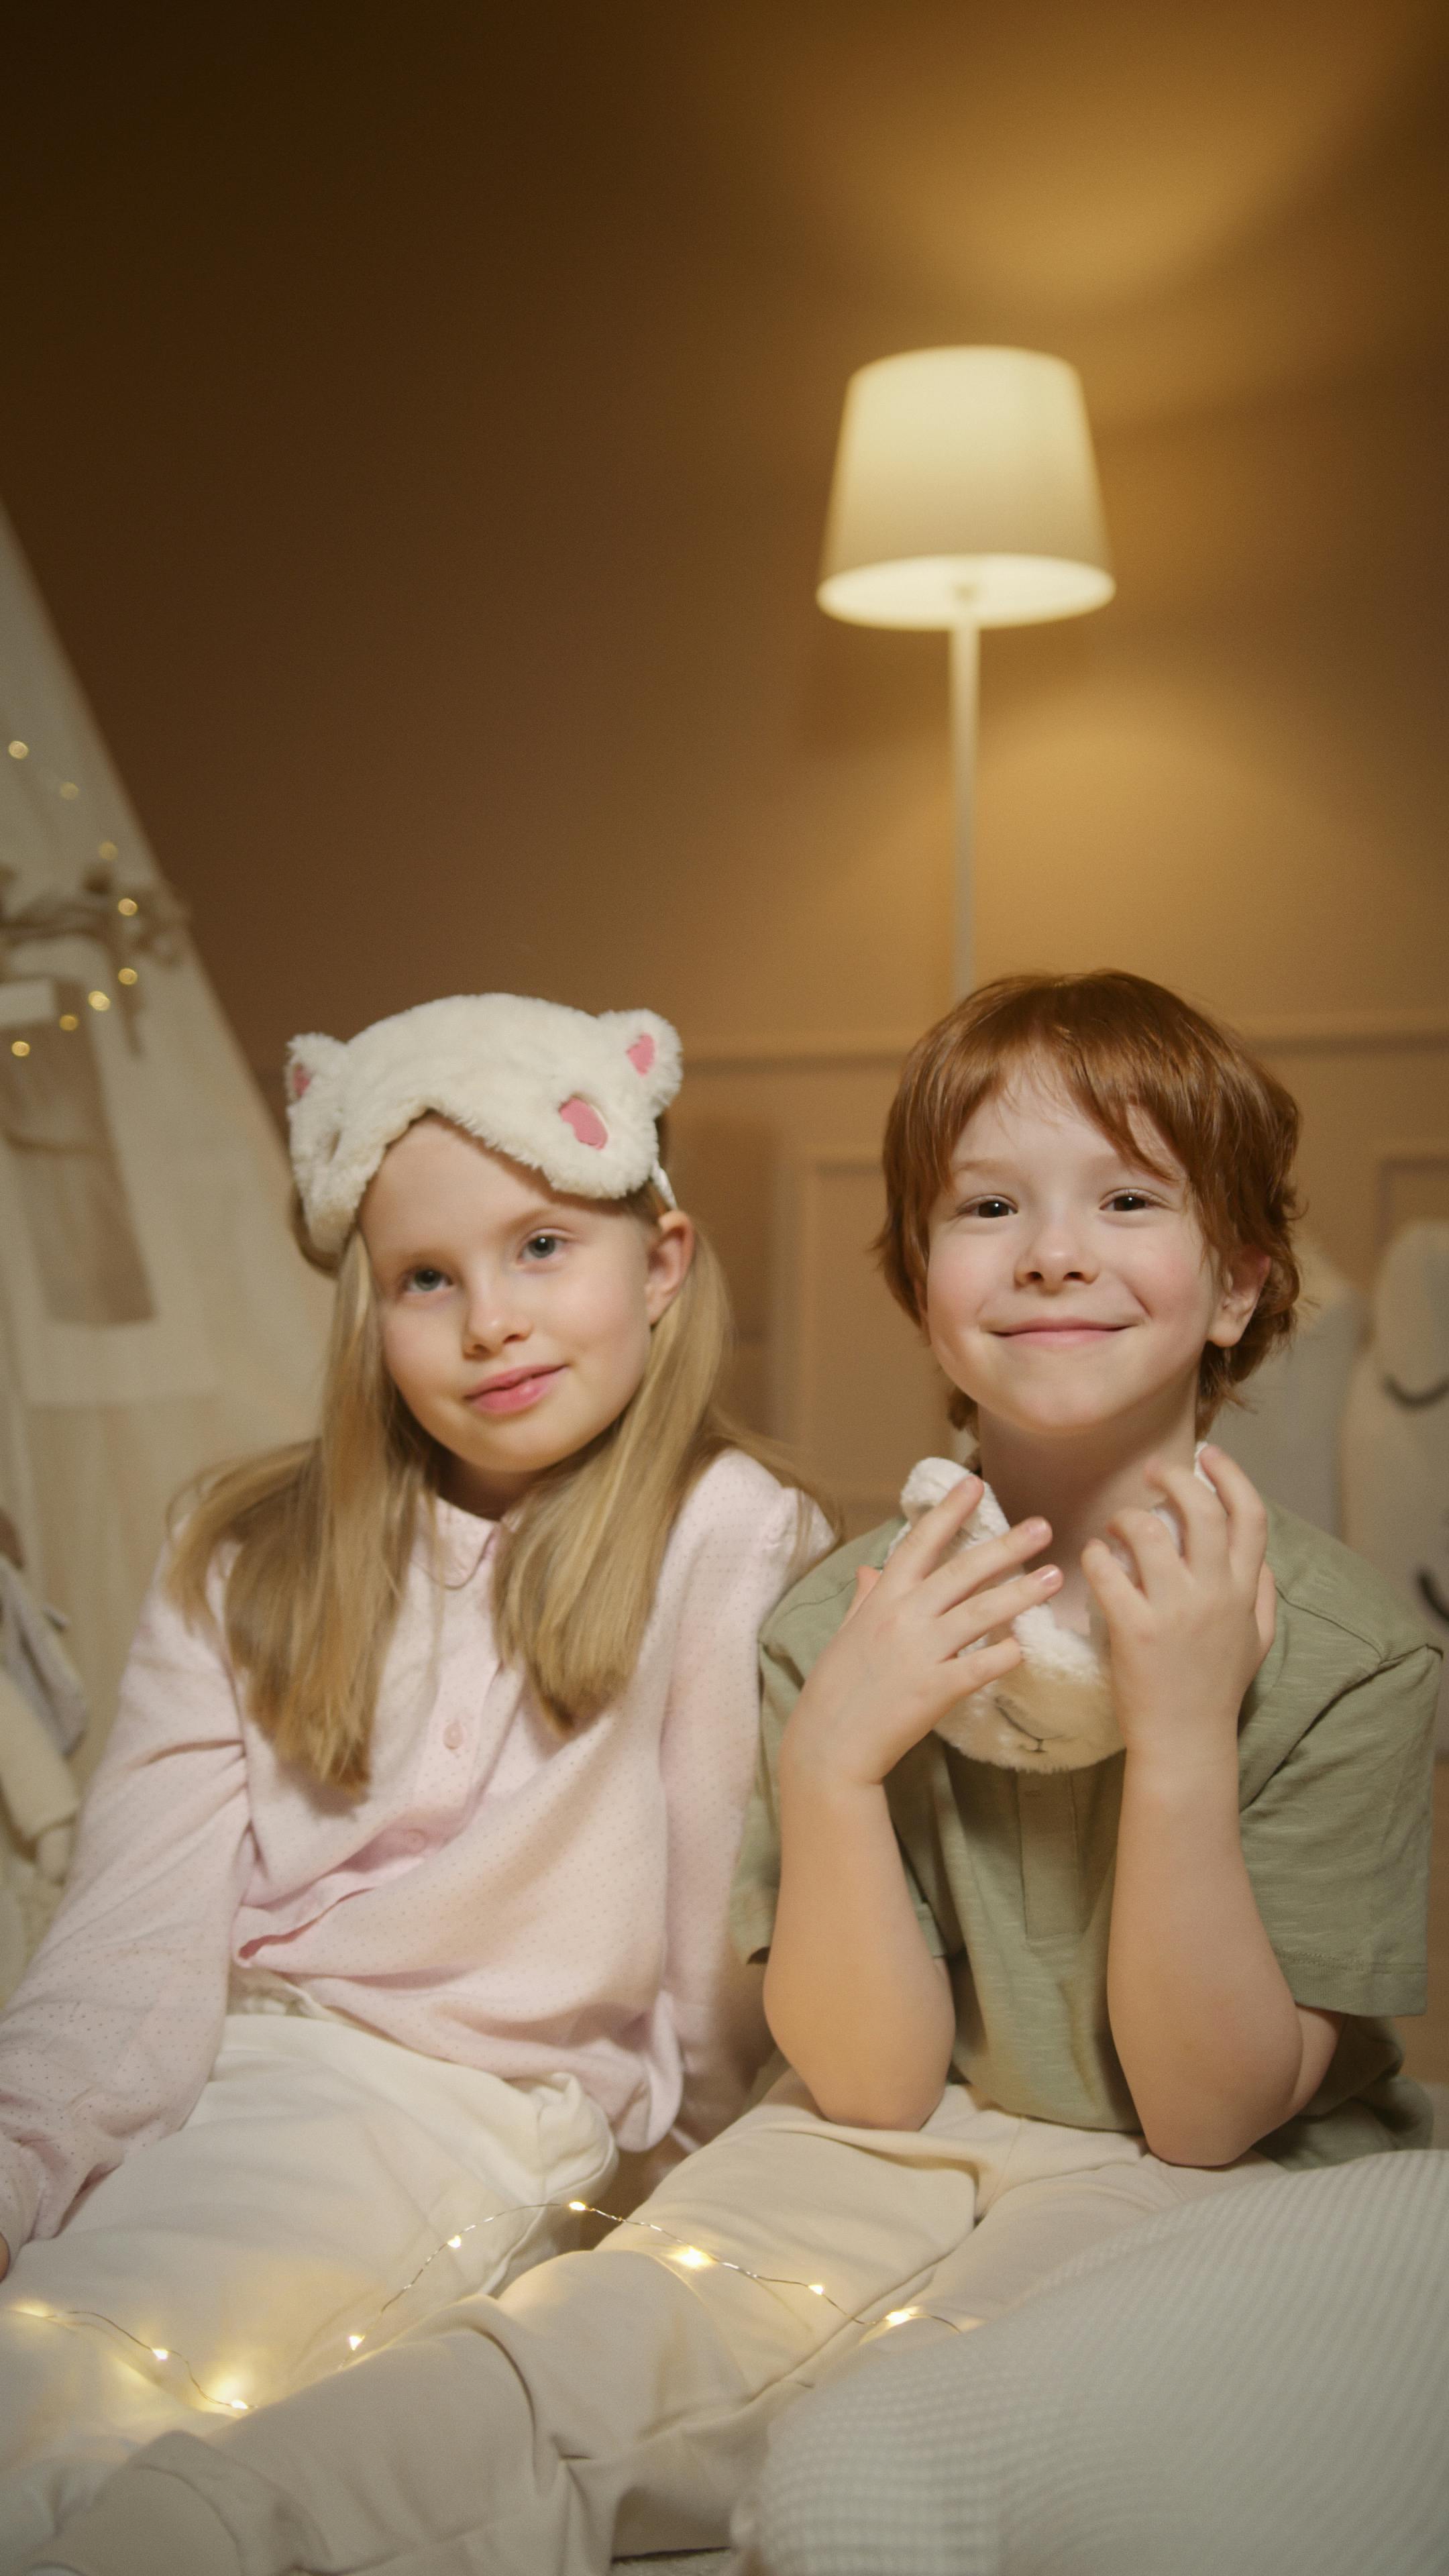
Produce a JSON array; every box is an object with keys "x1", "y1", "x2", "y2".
[{"x1": 818, "y1": 346, "x2": 1114, "y2": 631}]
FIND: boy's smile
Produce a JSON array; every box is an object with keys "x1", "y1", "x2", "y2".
[{"x1": 924, "y1": 1071, "x2": 1266, "y2": 1453}]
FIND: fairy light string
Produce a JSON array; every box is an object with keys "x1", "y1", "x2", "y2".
[
  {"x1": 2, "y1": 732, "x2": 188, "y2": 1053},
  {"x1": 16, "y1": 2186, "x2": 971, "y2": 2417}
]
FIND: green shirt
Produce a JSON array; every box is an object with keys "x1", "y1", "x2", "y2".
[{"x1": 731, "y1": 1502, "x2": 1442, "y2": 2167}]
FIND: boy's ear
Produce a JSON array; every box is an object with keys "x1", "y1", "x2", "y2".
[{"x1": 1208, "y1": 1246, "x2": 1273, "y2": 1348}]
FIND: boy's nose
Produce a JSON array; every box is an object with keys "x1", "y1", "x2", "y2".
[{"x1": 1018, "y1": 1228, "x2": 1096, "y2": 1285}]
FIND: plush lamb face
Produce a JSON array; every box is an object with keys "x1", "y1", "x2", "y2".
[
  {"x1": 892, "y1": 1454, "x2": 1208, "y2": 1772},
  {"x1": 1342, "y1": 1223, "x2": 1449, "y2": 1754},
  {"x1": 284, "y1": 994, "x2": 682, "y2": 1258}
]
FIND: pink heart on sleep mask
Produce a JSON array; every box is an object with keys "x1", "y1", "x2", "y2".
[
  {"x1": 626, "y1": 1034, "x2": 655, "y2": 1075},
  {"x1": 559, "y1": 1097, "x2": 608, "y2": 1148}
]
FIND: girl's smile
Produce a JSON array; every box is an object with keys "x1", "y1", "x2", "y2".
[{"x1": 466, "y1": 1362, "x2": 568, "y2": 1416}]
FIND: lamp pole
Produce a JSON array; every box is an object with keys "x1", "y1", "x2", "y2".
[{"x1": 949, "y1": 608, "x2": 979, "y2": 1001}]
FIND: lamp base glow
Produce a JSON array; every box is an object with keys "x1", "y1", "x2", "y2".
[{"x1": 951, "y1": 616, "x2": 978, "y2": 1000}]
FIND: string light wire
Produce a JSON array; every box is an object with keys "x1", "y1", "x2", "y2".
[{"x1": 17, "y1": 2186, "x2": 972, "y2": 2417}]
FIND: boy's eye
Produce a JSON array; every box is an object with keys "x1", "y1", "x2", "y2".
[
  {"x1": 965, "y1": 1197, "x2": 1015, "y2": 1220},
  {"x1": 1106, "y1": 1191, "x2": 1155, "y2": 1212}
]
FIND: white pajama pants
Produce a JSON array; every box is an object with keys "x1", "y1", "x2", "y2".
[
  {"x1": 0, "y1": 2015, "x2": 616, "y2": 2567},
  {"x1": 30, "y1": 2072, "x2": 1279, "y2": 2576}
]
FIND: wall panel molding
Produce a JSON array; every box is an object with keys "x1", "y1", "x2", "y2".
[{"x1": 1377, "y1": 1141, "x2": 1449, "y2": 1248}]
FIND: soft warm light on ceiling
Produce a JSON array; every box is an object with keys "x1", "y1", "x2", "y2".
[{"x1": 818, "y1": 346, "x2": 1114, "y2": 629}]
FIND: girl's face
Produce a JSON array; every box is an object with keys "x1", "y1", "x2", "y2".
[
  {"x1": 924, "y1": 1069, "x2": 1268, "y2": 1450},
  {"x1": 360, "y1": 1117, "x2": 692, "y2": 1519}
]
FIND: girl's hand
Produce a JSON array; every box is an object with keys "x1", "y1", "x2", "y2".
[
  {"x1": 1083, "y1": 1444, "x2": 1275, "y2": 1774},
  {"x1": 782, "y1": 1473, "x2": 1062, "y2": 1790}
]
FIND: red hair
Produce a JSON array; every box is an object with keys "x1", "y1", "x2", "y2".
[{"x1": 877, "y1": 972, "x2": 1303, "y2": 1436}]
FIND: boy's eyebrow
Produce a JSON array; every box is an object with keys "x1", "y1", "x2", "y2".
[{"x1": 949, "y1": 1146, "x2": 1177, "y2": 1181}]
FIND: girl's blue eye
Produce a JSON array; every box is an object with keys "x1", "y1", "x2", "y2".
[
  {"x1": 523, "y1": 1233, "x2": 562, "y2": 1260},
  {"x1": 407, "y1": 1267, "x2": 448, "y2": 1293}
]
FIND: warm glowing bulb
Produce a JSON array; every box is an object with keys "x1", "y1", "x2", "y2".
[
  {"x1": 227, "y1": 2398, "x2": 249, "y2": 2413},
  {"x1": 808, "y1": 2284, "x2": 826, "y2": 2297},
  {"x1": 58, "y1": 1013, "x2": 78, "y2": 1031},
  {"x1": 347, "y1": 2334, "x2": 364, "y2": 2351},
  {"x1": 447, "y1": 2235, "x2": 463, "y2": 2249},
  {"x1": 151, "y1": 2347, "x2": 170, "y2": 2361},
  {"x1": 88, "y1": 991, "x2": 110, "y2": 1012},
  {"x1": 884, "y1": 2308, "x2": 917, "y2": 2326},
  {"x1": 10, "y1": 1039, "x2": 30, "y2": 1058},
  {"x1": 675, "y1": 2246, "x2": 713, "y2": 2269},
  {"x1": 118, "y1": 966, "x2": 138, "y2": 985},
  {"x1": 117, "y1": 896, "x2": 139, "y2": 915},
  {"x1": 7, "y1": 741, "x2": 28, "y2": 759},
  {"x1": 59, "y1": 781, "x2": 79, "y2": 799}
]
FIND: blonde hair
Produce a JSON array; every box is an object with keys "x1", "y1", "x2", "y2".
[{"x1": 170, "y1": 1185, "x2": 828, "y2": 1792}]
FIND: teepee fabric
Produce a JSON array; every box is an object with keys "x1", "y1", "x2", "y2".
[{"x1": 0, "y1": 504, "x2": 329, "y2": 1764}]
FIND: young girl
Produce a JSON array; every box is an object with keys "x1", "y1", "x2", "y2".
[
  {"x1": 0, "y1": 991, "x2": 825, "y2": 2561},
  {"x1": 27, "y1": 973, "x2": 1440, "y2": 2576}
]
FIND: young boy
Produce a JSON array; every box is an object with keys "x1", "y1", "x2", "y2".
[{"x1": 26, "y1": 974, "x2": 1440, "y2": 2576}]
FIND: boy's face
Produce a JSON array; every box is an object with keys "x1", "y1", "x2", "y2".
[{"x1": 924, "y1": 1071, "x2": 1268, "y2": 1444}]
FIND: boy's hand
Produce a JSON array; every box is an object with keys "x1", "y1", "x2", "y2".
[
  {"x1": 1083, "y1": 1444, "x2": 1275, "y2": 1774},
  {"x1": 782, "y1": 1472, "x2": 1062, "y2": 1789}
]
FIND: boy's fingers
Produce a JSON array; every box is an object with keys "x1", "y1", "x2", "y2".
[
  {"x1": 1146, "y1": 1460, "x2": 1228, "y2": 1573},
  {"x1": 1253, "y1": 1560, "x2": 1277, "y2": 1664},
  {"x1": 938, "y1": 1633, "x2": 1024, "y2": 1706},
  {"x1": 1106, "y1": 1508, "x2": 1180, "y2": 1587},
  {"x1": 1197, "y1": 1444, "x2": 1269, "y2": 1581},
  {"x1": 941, "y1": 1567, "x2": 1058, "y2": 1656},
  {"x1": 921, "y1": 1515, "x2": 1051, "y2": 1613},
  {"x1": 843, "y1": 1564, "x2": 882, "y2": 1623},
  {"x1": 885, "y1": 1472, "x2": 983, "y2": 1582},
  {"x1": 1082, "y1": 1534, "x2": 1144, "y2": 1610}
]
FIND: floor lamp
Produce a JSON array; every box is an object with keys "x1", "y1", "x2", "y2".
[{"x1": 817, "y1": 347, "x2": 1114, "y2": 999}]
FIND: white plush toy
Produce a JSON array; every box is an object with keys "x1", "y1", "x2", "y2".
[
  {"x1": 1342, "y1": 1222, "x2": 1449, "y2": 1754},
  {"x1": 892, "y1": 1452, "x2": 1212, "y2": 1772}
]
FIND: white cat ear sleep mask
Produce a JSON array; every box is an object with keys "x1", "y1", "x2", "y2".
[
  {"x1": 285, "y1": 993, "x2": 682, "y2": 1256},
  {"x1": 890, "y1": 1450, "x2": 1213, "y2": 1773}
]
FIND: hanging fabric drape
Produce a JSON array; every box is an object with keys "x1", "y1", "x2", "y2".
[{"x1": 0, "y1": 503, "x2": 329, "y2": 1772}]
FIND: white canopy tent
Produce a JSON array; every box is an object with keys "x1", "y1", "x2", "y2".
[{"x1": 0, "y1": 505, "x2": 329, "y2": 1770}]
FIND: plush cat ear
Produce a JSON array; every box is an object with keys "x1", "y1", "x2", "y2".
[
  {"x1": 284, "y1": 1032, "x2": 346, "y2": 1106},
  {"x1": 599, "y1": 1010, "x2": 682, "y2": 1116}
]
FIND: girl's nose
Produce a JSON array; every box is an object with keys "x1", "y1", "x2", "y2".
[{"x1": 462, "y1": 1283, "x2": 529, "y2": 1353}]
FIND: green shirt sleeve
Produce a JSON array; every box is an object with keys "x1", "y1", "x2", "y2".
[{"x1": 1242, "y1": 1641, "x2": 1439, "y2": 2018}]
